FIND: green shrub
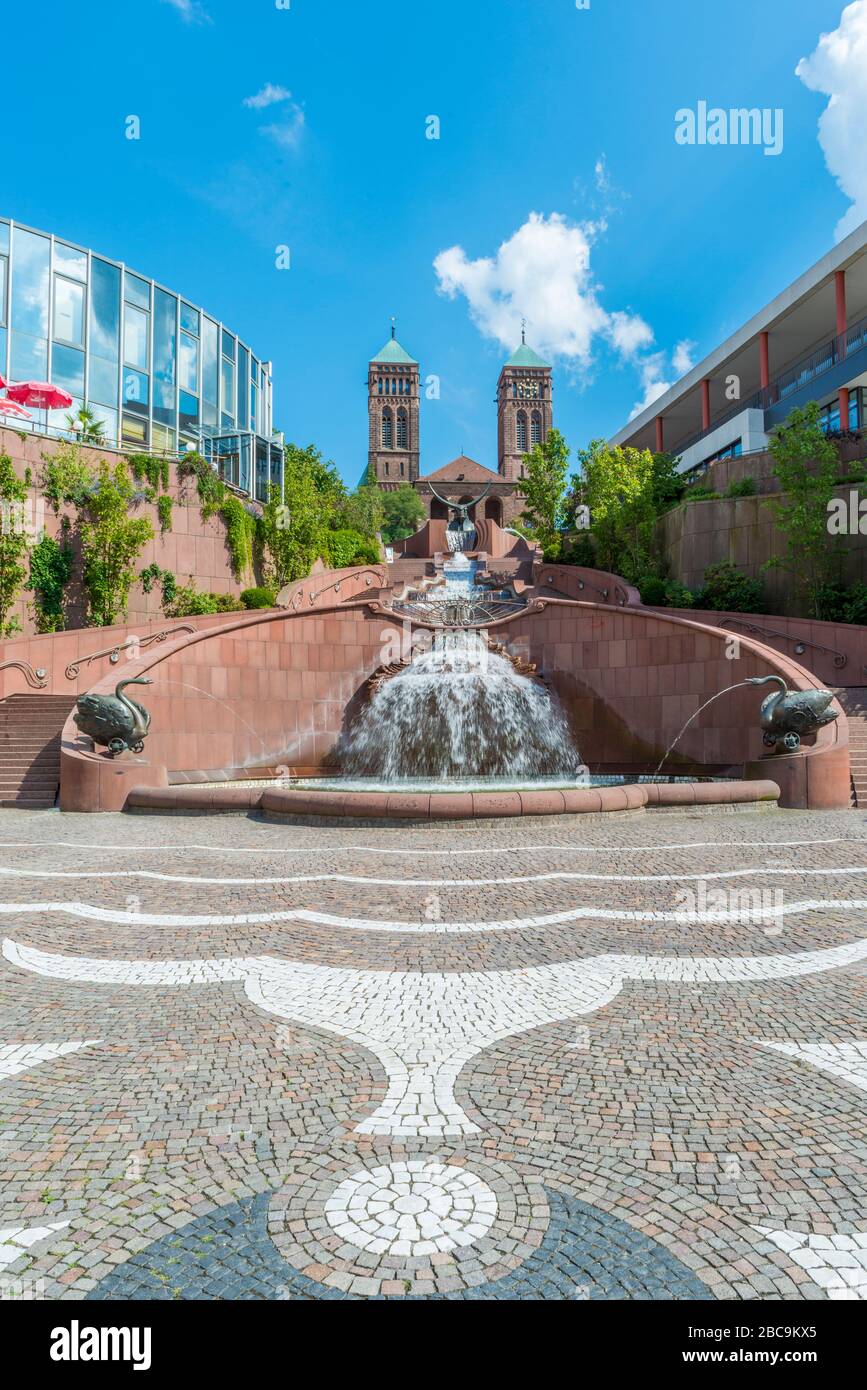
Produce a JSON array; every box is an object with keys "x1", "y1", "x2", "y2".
[
  {"x1": 156, "y1": 495, "x2": 173, "y2": 533},
  {"x1": 559, "y1": 533, "x2": 596, "y2": 568},
  {"x1": 663, "y1": 580, "x2": 695, "y2": 608},
  {"x1": 240, "y1": 586, "x2": 277, "y2": 609},
  {"x1": 28, "y1": 533, "x2": 73, "y2": 633},
  {"x1": 843, "y1": 583, "x2": 867, "y2": 625},
  {"x1": 163, "y1": 584, "x2": 243, "y2": 618},
  {"x1": 695, "y1": 562, "x2": 764, "y2": 613},
  {"x1": 40, "y1": 442, "x2": 94, "y2": 511},
  {"x1": 127, "y1": 453, "x2": 171, "y2": 492},
  {"x1": 324, "y1": 528, "x2": 381, "y2": 568},
  {"x1": 724, "y1": 476, "x2": 756, "y2": 498},
  {"x1": 683, "y1": 486, "x2": 719, "y2": 502},
  {"x1": 638, "y1": 575, "x2": 668, "y2": 606}
]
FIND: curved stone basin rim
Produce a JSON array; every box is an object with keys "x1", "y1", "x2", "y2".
[{"x1": 126, "y1": 779, "x2": 782, "y2": 818}]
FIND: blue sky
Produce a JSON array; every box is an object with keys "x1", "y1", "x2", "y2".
[{"x1": 4, "y1": 0, "x2": 866, "y2": 483}]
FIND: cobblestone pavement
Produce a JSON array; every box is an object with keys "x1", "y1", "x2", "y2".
[{"x1": 1, "y1": 805, "x2": 866, "y2": 1301}]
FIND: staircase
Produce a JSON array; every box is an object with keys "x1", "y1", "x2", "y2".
[
  {"x1": 0, "y1": 695, "x2": 75, "y2": 809},
  {"x1": 831, "y1": 688, "x2": 867, "y2": 808}
]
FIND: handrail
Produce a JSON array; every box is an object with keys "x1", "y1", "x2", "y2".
[
  {"x1": 0, "y1": 659, "x2": 48, "y2": 689},
  {"x1": 64, "y1": 626, "x2": 196, "y2": 680},
  {"x1": 718, "y1": 617, "x2": 847, "y2": 669}
]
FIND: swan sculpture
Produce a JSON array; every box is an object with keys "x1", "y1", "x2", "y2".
[
  {"x1": 745, "y1": 674, "x2": 838, "y2": 751},
  {"x1": 74, "y1": 677, "x2": 153, "y2": 756}
]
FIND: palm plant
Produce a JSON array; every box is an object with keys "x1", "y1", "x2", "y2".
[{"x1": 65, "y1": 404, "x2": 106, "y2": 445}]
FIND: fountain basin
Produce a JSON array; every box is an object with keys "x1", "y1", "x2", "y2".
[{"x1": 125, "y1": 777, "x2": 781, "y2": 819}]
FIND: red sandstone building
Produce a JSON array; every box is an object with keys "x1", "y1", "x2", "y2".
[
  {"x1": 612, "y1": 219, "x2": 867, "y2": 475},
  {"x1": 367, "y1": 328, "x2": 553, "y2": 529}
]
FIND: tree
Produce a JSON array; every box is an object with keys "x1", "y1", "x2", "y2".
[
  {"x1": 337, "y1": 482, "x2": 385, "y2": 540},
  {"x1": 766, "y1": 403, "x2": 842, "y2": 618},
  {"x1": 572, "y1": 439, "x2": 660, "y2": 582},
  {"x1": 0, "y1": 454, "x2": 31, "y2": 636},
  {"x1": 40, "y1": 441, "x2": 95, "y2": 512},
  {"x1": 516, "y1": 428, "x2": 570, "y2": 557},
  {"x1": 65, "y1": 404, "x2": 106, "y2": 445},
  {"x1": 78, "y1": 462, "x2": 154, "y2": 626},
  {"x1": 258, "y1": 444, "x2": 341, "y2": 588},
  {"x1": 381, "y1": 484, "x2": 425, "y2": 542},
  {"x1": 28, "y1": 532, "x2": 73, "y2": 633}
]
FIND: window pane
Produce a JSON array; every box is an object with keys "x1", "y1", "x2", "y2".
[
  {"x1": 122, "y1": 413, "x2": 148, "y2": 445},
  {"x1": 255, "y1": 438, "x2": 269, "y2": 501},
  {"x1": 89, "y1": 258, "x2": 120, "y2": 362},
  {"x1": 0, "y1": 222, "x2": 9, "y2": 255},
  {"x1": 179, "y1": 330, "x2": 198, "y2": 393},
  {"x1": 179, "y1": 390, "x2": 199, "y2": 441},
  {"x1": 124, "y1": 272, "x2": 150, "y2": 308},
  {"x1": 180, "y1": 302, "x2": 199, "y2": 334},
  {"x1": 52, "y1": 343, "x2": 85, "y2": 396},
  {"x1": 11, "y1": 227, "x2": 50, "y2": 338},
  {"x1": 53, "y1": 277, "x2": 84, "y2": 345},
  {"x1": 238, "y1": 345, "x2": 249, "y2": 428},
  {"x1": 88, "y1": 355, "x2": 118, "y2": 408},
  {"x1": 153, "y1": 288, "x2": 176, "y2": 384},
  {"x1": 221, "y1": 356, "x2": 235, "y2": 418},
  {"x1": 153, "y1": 377, "x2": 175, "y2": 426},
  {"x1": 202, "y1": 318, "x2": 218, "y2": 406},
  {"x1": 124, "y1": 304, "x2": 148, "y2": 369},
  {"x1": 89, "y1": 403, "x2": 118, "y2": 444},
  {"x1": 221, "y1": 331, "x2": 235, "y2": 361},
  {"x1": 0, "y1": 257, "x2": 6, "y2": 326},
  {"x1": 122, "y1": 368, "x2": 149, "y2": 414},
  {"x1": 151, "y1": 420, "x2": 175, "y2": 452},
  {"x1": 10, "y1": 333, "x2": 47, "y2": 379},
  {"x1": 54, "y1": 242, "x2": 87, "y2": 281}
]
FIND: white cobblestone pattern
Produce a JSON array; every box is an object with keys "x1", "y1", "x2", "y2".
[
  {"x1": 757, "y1": 1041, "x2": 867, "y2": 1095},
  {"x1": 754, "y1": 1226, "x2": 867, "y2": 1299},
  {"x1": 6, "y1": 936, "x2": 867, "y2": 1137},
  {"x1": 0, "y1": 1040, "x2": 101, "y2": 1081},
  {"x1": 324, "y1": 1161, "x2": 497, "y2": 1256}
]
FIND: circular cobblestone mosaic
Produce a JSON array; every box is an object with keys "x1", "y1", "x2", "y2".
[{"x1": 324, "y1": 1161, "x2": 497, "y2": 1256}]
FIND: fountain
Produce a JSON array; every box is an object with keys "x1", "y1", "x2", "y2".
[{"x1": 340, "y1": 629, "x2": 581, "y2": 783}]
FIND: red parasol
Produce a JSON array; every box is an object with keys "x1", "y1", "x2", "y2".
[{"x1": 5, "y1": 380, "x2": 74, "y2": 410}]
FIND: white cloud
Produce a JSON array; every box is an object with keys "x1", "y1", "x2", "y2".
[
  {"x1": 433, "y1": 211, "x2": 650, "y2": 368},
  {"x1": 629, "y1": 354, "x2": 672, "y2": 421},
  {"x1": 241, "y1": 85, "x2": 306, "y2": 151},
  {"x1": 260, "y1": 109, "x2": 306, "y2": 149},
  {"x1": 796, "y1": 0, "x2": 867, "y2": 241},
  {"x1": 434, "y1": 210, "x2": 693, "y2": 427},
  {"x1": 672, "y1": 339, "x2": 696, "y2": 376},
  {"x1": 161, "y1": 0, "x2": 210, "y2": 23},
  {"x1": 243, "y1": 84, "x2": 293, "y2": 111}
]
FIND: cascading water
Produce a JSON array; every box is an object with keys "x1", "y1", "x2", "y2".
[{"x1": 341, "y1": 629, "x2": 581, "y2": 781}]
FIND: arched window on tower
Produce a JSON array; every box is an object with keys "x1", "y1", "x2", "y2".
[
  {"x1": 382, "y1": 407, "x2": 393, "y2": 448},
  {"x1": 397, "y1": 408, "x2": 408, "y2": 449},
  {"x1": 516, "y1": 410, "x2": 527, "y2": 452},
  {"x1": 531, "y1": 411, "x2": 542, "y2": 446},
  {"x1": 377, "y1": 378, "x2": 383, "y2": 395}
]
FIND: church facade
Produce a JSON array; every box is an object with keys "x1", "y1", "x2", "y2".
[{"x1": 367, "y1": 330, "x2": 553, "y2": 529}]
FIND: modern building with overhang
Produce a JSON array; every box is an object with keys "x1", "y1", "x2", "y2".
[
  {"x1": 0, "y1": 216, "x2": 283, "y2": 500},
  {"x1": 610, "y1": 219, "x2": 867, "y2": 477}
]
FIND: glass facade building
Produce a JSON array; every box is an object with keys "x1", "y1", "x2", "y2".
[{"x1": 0, "y1": 218, "x2": 283, "y2": 501}]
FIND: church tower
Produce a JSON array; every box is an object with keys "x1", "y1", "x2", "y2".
[
  {"x1": 497, "y1": 333, "x2": 553, "y2": 481},
  {"x1": 367, "y1": 326, "x2": 420, "y2": 489}
]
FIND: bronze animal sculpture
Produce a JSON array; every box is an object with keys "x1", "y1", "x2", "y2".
[
  {"x1": 745, "y1": 675, "x2": 838, "y2": 752},
  {"x1": 74, "y1": 677, "x2": 153, "y2": 756}
]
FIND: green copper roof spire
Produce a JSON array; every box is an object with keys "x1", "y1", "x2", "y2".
[{"x1": 371, "y1": 319, "x2": 417, "y2": 365}]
